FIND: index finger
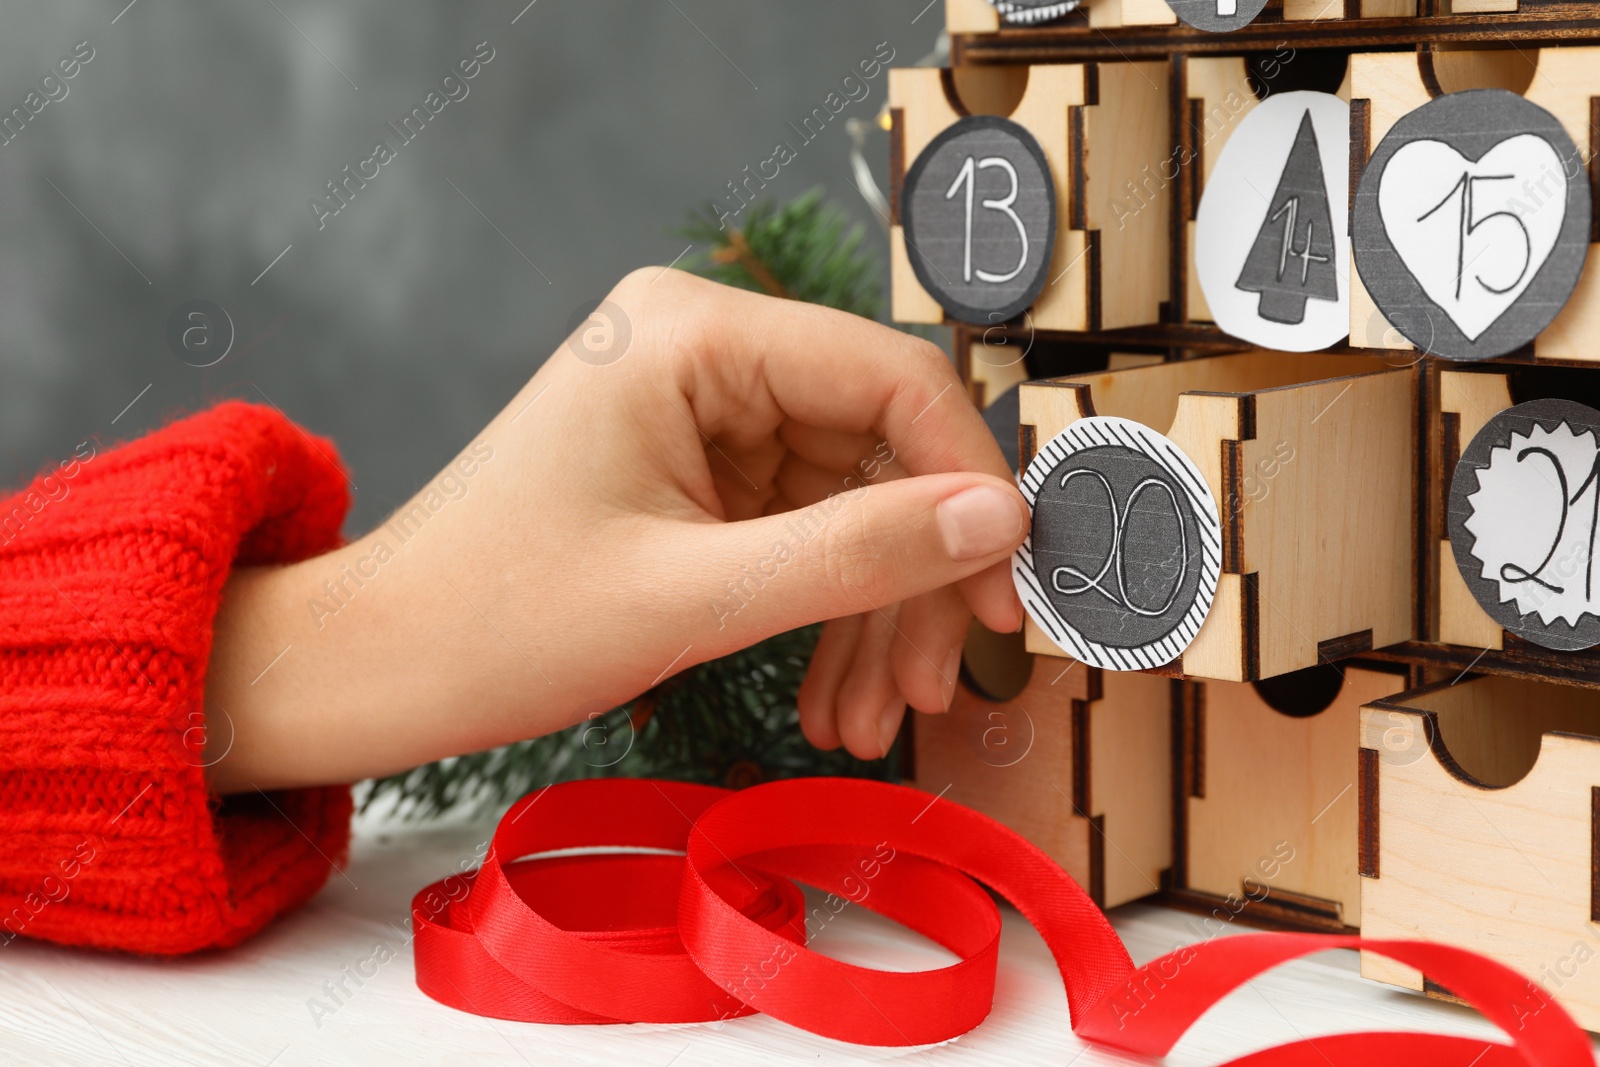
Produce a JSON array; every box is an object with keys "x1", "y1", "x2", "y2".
[{"x1": 643, "y1": 269, "x2": 1014, "y2": 485}]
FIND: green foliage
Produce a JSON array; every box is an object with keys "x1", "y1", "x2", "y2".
[
  {"x1": 358, "y1": 188, "x2": 895, "y2": 820},
  {"x1": 681, "y1": 188, "x2": 882, "y2": 319}
]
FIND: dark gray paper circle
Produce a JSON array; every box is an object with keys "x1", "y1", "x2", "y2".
[
  {"x1": 1013, "y1": 417, "x2": 1222, "y2": 671},
  {"x1": 1449, "y1": 399, "x2": 1600, "y2": 651},
  {"x1": 1166, "y1": 0, "x2": 1269, "y2": 32},
  {"x1": 985, "y1": 0, "x2": 1081, "y2": 23},
  {"x1": 1353, "y1": 89, "x2": 1589, "y2": 360},
  {"x1": 902, "y1": 115, "x2": 1056, "y2": 325}
]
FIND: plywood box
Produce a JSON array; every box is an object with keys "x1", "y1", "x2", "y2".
[
  {"x1": 1359, "y1": 675, "x2": 1600, "y2": 1030},
  {"x1": 889, "y1": 63, "x2": 1170, "y2": 331},
  {"x1": 1179, "y1": 663, "x2": 1411, "y2": 929},
  {"x1": 1018, "y1": 350, "x2": 1418, "y2": 681},
  {"x1": 1347, "y1": 48, "x2": 1600, "y2": 362},
  {"x1": 908, "y1": 646, "x2": 1174, "y2": 908}
]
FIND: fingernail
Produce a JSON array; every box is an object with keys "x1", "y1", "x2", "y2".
[
  {"x1": 877, "y1": 696, "x2": 906, "y2": 758},
  {"x1": 941, "y1": 646, "x2": 961, "y2": 711},
  {"x1": 937, "y1": 485, "x2": 1026, "y2": 562}
]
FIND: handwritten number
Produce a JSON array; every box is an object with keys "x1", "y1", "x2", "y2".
[
  {"x1": 1500, "y1": 446, "x2": 1600, "y2": 601},
  {"x1": 1266, "y1": 196, "x2": 1329, "y2": 286},
  {"x1": 1417, "y1": 172, "x2": 1530, "y2": 301},
  {"x1": 1051, "y1": 470, "x2": 1190, "y2": 618},
  {"x1": 945, "y1": 154, "x2": 1029, "y2": 285},
  {"x1": 1271, "y1": 197, "x2": 1297, "y2": 282}
]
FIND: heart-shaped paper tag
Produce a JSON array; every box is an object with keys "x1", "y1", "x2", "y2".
[
  {"x1": 1378, "y1": 134, "x2": 1566, "y2": 341},
  {"x1": 1351, "y1": 88, "x2": 1590, "y2": 360}
]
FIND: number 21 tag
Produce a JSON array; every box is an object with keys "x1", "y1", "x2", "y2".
[{"x1": 1450, "y1": 399, "x2": 1600, "y2": 650}]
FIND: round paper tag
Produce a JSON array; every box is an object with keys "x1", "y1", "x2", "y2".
[
  {"x1": 901, "y1": 115, "x2": 1056, "y2": 326},
  {"x1": 1166, "y1": 0, "x2": 1269, "y2": 32},
  {"x1": 1014, "y1": 417, "x2": 1222, "y2": 671},
  {"x1": 1352, "y1": 89, "x2": 1590, "y2": 360},
  {"x1": 1196, "y1": 91, "x2": 1351, "y2": 351},
  {"x1": 1449, "y1": 399, "x2": 1600, "y2": 650},
  {"x1": 983, "y1": 0, "x2": 1081, "y2": 23}
]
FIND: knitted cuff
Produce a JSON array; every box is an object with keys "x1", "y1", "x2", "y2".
[{"x1": 0, "y1": 400, "x2": 354, "y2": 955}]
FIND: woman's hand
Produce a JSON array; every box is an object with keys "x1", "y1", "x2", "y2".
[{"x1": 204, "y1": 269, "x2": 1027, "y2": 791}]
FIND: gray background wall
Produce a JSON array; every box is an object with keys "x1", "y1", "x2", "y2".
[{"x1": 0, "y1": 1, "x2": 942, "y2": 533}]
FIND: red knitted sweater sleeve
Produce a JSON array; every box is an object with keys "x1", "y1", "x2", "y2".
[{"x1": 0, "y1": 401, "x2": 354, "y2": 955}]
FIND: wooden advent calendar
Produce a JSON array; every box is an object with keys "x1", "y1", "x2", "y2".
[{"x1": 892, "y1": 0, "x2": 1600, "y2": 1032}]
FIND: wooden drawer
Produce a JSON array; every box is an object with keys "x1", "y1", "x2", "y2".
[
  {"x1": 889, "y1": 62, "x2": 1169, "y2": 331},
  {"x1": 1179, "y1": 53, "x2": 1353, "y2": 332},
  {"x1": 1018, "y1": 350, "x2": 1418, "y2": 681},
  {"x1": 1446, "y1": 0, "x2": 1588, "y2": 15},
  {"x1": 907, "y1": 635, "x2": 1173, "y2": 908},
  {"x1": 1436, "y1": 367, "x2": 1514, "y2": 650},
  {"x1": 1181, "y1": 56, "x2": 1264, "y2": 329},
  {"x1": 1347, "y1": 48, "x2": 1600, "y2": 361},
  {"x1": 1433, "y1": 367, "x2": 1600, "y2": 667},
  {"x1": 1359, "y1": 674, "x2": 1600, "y2": 1030},
  {"x1": 946, "y1": 0, "x2": 1412, "y2": 33},
  {"x1": 947, "y1": 0, "x2": 1174, "y2": 31},
  {"x1": 1176, "y1": 663, "x2": 1411, "y2": 930}
]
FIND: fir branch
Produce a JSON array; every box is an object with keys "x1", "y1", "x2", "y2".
[{"x1": 681, "y1": 188, "x2": 882, "y2": 319}]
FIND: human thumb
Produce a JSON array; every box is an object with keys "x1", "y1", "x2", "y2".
[{"x1": 686, "y1": 472, "x2": 1028, "y2": 651}]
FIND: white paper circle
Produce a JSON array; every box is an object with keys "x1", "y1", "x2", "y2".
[
  {"x1": 1196, "y1": 91, "x2": 1351, "y2": 352},
  {"x1": 1014, "y1": 417, "x2": 1222, "y2": 672}
]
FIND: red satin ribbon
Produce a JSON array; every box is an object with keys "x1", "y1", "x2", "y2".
[{"x1": 411, "y1": 777, "x2": 1595, "y2": 1065}]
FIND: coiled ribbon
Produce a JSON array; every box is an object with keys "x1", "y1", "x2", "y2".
[{"x1": 411, "y1": 777, "x2": 1594, "y2": 1065}]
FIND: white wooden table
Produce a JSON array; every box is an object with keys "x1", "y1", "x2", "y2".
[{"x1": 0, "y1": 809, "x2": 1591, "y2": 1066}]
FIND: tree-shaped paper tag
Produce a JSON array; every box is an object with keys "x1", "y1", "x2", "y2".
[
  {"x1": 1234, "y1": 112, "x2": 1338, "y2": 325},
  {"x1": 1196, "y1": 91, "x2": 1351, "y2": 351}
]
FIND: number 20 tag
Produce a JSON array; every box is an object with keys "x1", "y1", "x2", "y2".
[{"x1": 1014, "y1": 417, "x2": 1223, "y2": 671}]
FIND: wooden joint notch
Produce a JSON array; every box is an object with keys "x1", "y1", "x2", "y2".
[
  {"x1": 1348, "y1": 97, "x2": 1370, "y2": 225},
  {"x1": 1319, "y1": 629, "x2": 1375, "y2": 664},
  {"x1": 1242, "y1": 572, "x2": 1261, "y2": 682},
  {"x1": 1065, "y1": 102, "x2": 1102, "y2": 332},
  {"x1": 1591, "y1": 785, "x2": 1600, "y2": 924},
  {"x1": 888, "y1": 107, "x2": 905, "y2": 227},
  {"x1": 1213, "y1": 392, "x2": 1256, "y2": 577},
  {"x1": 1185, "y1": 679, "x2": 1205, "y2": 799},
  {"x1": 1590, "y1": 96, "x2": 1600, "y2": 245},
  {"x1": 1071, "y1": 699, "x2": 1091, "y2": 816},
  {"x1": 1359, "y1": 746, "x2": 1379, "y2": 878}
]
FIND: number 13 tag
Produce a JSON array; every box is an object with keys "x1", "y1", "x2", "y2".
[
  {"x1": 1450, "y1": 399, "x2": 1600, "y2": 650},
  {"x1": 901, "y1": 115, "x2": 1057, "y2": 326}
]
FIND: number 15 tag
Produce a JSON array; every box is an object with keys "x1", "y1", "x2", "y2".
[{"x1": 1353, "y1": 89, "x2": 1589, "y2": 360}]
